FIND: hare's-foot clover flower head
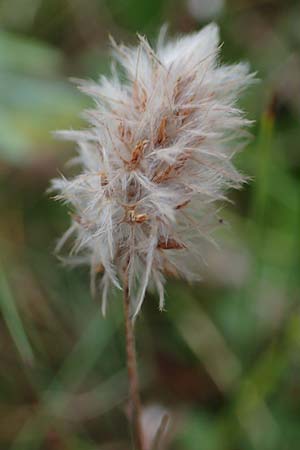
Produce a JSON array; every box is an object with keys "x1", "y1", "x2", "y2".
[{"x1": 51, "y1": 24, "x2": 254, "y2": 317}]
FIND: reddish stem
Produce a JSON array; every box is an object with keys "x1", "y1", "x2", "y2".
[{"x1": 123, "y1": 272, "x2": 145, "y2": 450}]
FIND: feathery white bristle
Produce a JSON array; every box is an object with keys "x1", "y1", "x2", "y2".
[{"x1": 51, "y1": 24, "x2": 254, "y2": 316}]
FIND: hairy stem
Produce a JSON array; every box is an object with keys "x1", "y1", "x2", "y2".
[{"x1": 123, "y1": 272, "x2": 145, "y2": 450}]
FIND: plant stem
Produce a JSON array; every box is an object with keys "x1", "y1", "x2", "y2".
[{"x1": 123, "y1": 272, "x2": 145, "y2": 450}]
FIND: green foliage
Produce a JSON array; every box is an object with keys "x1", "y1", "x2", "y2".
[
  {"x1": 0, "y1": 0, "x2": 299, "y2": 449},
  {"x1": 0, "y1": 32, "x2": 85, "y2": 164}
]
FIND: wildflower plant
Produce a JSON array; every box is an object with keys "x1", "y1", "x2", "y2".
[{"x1": 51, "y1": 23, "x2": 254, "y2": 449}]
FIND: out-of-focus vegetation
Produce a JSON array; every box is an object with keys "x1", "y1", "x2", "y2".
[{"x1": 0, "y1": 0, "x2": 300, "y2": 449}]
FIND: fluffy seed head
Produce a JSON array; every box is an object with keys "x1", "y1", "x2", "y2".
[{"x1": 51, "y1": 24, "x2": 254, "y2": 317}]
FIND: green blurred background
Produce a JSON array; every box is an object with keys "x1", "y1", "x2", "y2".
[{"x1": 0, "y1": 0, "x2": 300, "y2": 449}]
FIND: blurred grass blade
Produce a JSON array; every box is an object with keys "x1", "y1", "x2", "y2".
[
  {"x1": 0, "y1": 31, "x2": 62, "y2": 76},
  {"x1": 174, "y1": 301, "x2": 241, "y2": 393},
  {"x1": 0, "y1": 73, "x2": 84, "y2": 164},
  {"x1": 12, "y1": 310, "x2": 122, "y2": 450},
  {"x1": 251, "y1": 98, "x2": 275, "y2": 231},
  {"x1": 0, "y1": 268, "x2": 34, "y2": 364}
]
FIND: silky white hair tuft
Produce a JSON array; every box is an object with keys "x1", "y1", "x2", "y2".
[{"x1": 51, "y1": 24, "x2": 255, "y2": 317}]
